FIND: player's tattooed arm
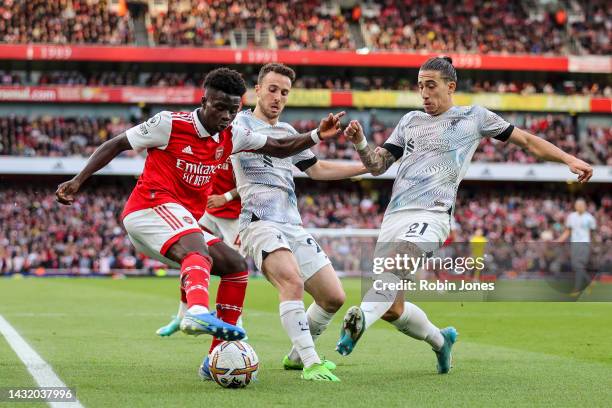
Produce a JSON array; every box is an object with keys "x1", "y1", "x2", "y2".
[
  {"x1": 56, "y1": 133, "x2": 132, "y2": 205},
  {"x1": 344, "y1": 120, "x2": 397, "y2": 176},
  {"x1": 256, "y1": 111, "x2": 345, "y2": 158},
  {"x1": 356, "y1": 145, "x2": 396, "y2": 176}
]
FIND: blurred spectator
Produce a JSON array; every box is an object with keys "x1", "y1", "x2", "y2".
[
  {"x1": 582, "y1": 125, "x2": 612, "y2": 165},
  {"x1": 567, "y1": 0, "x2": 611, "y2": 55}
]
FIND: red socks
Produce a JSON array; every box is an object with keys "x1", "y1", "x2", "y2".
[
  {"x1": 209, "y1": 270, "x2": 248, "y2": 353},
  {"x1": 180, "y1": 252, "x2": 212, "y2": 309}
]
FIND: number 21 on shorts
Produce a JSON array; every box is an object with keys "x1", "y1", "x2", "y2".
[{"x1": 402, "y1": 222, "x2": 429, "y2": 238}]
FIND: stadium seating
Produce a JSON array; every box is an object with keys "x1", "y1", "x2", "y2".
[
  {"x1": 583, "y1": 125, "x2": 611, "y2": 166},
  {"x1": 0, "y1": 116, "x2": 137, "y2": 157},
  {"x1": 1, "y1": 114, "x2": 608, "y2": 165},
  {"x1": 149, "y1": 0, "x2": 353, "y2": 49},
  {"x1": 1, "y1": 70, "x2": 610, "y2": 97},
  {"x1": 361, "y1": 0, "x2": 610, "y2": 55},
  {"x1": 1, "y1": 1, "x2": 609, "y2": 55},
  {"x1": 0, "y1": 0, "x2": 134, "y2": 44}
]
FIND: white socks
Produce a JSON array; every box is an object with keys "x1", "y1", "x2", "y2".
[
  {"x1": 391, "y1": 302, "x2": 444, "y2": 350},
  {"x1": 279, "y1": 300, "x2": 321, "y2": 368},
  {"x1": 287, "y1": 302, "x2": 335, "y2": 362},
  {"x1": 361, "y1": 272, "x2": 401, "y2": 330},
  {"x1": 177, "y1": 302, "x2": 187, "y2": 318},
  {"x1": 187, "y1": 305, "x2": 209, "y2": 315}
]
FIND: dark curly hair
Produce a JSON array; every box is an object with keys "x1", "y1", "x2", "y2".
[{"x1": 203, "y1": 67, "x2": 247, "y2": 96}]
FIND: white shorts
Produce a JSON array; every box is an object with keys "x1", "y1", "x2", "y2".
[
  {"x1": 198, "y1": 212, "x2": 240, "y2": 249},
  {"x1": 239, "y1": 220, "x2": 331, "y2": 281},
  {"x1": 378, "y1": 209, "x2": 451, "y2": 253},
  {"x1": 123, "y1": 203, "x2": 221, "y2": 269}
]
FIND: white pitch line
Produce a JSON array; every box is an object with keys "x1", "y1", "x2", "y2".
[{"x1": 0, "y1": 314, "x2": 84, "y2": 408}]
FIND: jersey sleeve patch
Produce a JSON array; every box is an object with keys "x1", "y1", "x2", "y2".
[{"x1": 126, "y1": 111, "x2": 172, "y2": 152}]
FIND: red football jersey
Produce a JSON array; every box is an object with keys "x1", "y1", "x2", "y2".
[
  {"x1": 206, "y1": 157, "x2": 241, "y2": 219},
  {"x1": 121, "y1": 109, "x2": 266, "y2": 221}
]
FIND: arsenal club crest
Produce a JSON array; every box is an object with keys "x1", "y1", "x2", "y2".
[
  {"x1": 183, "y1": 216, "x2": 194, "y2": 224},
  {"x1": 215, "y1": 146, "x2": 224, "y2": 160}
]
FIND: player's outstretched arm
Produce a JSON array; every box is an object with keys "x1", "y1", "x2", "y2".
[
  {"x1": 56, "y1": 134, "x2": 132, "y2": 205},
  {"x1": 507, "y1": 127, "x2": 593, "y2": 182},
  {"x1": 304, "y1": 160, "x2": 368, "y2": 180},
  {"x1": 256, "y1": 112, "x2": 345, "y2": 158},
  {"x1": 344, "y1": 120, "x2": 396, "y2": 176}
]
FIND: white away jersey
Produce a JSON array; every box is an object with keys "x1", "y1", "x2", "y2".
[
  {"x1": 383, "y1": 105, "x2": 513, "y2": 215},
  {"x1": 231, "y1": 110, "x2": 318, "y2": 231},
  {"x1": 566, "y1": 211, "x2": 596, "y2": 242}
]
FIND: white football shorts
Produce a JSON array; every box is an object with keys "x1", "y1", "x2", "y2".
[
  {"x1": 123, "y1": 202, "x2": 220, "y2": 269},
  {"x1": 239, "y1": 220, "x2": 331, "y2": 281}
]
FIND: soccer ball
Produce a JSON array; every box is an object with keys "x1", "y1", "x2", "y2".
[{"x1": 208, "y1": 341, "x2": 259, "y2": 388}]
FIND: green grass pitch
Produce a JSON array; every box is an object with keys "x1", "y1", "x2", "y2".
[{"x1": 1, "y1": 277, "x2": 610, "y2": 407}]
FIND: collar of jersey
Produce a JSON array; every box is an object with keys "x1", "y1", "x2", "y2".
[
  {"x1": 247, "y1": 109, "x2": 282, "y2": 127},
  {"x1": 191, "y1": 109, "x2": 220, "y2": 142}
]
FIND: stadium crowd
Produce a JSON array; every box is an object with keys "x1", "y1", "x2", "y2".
[
  {"x1": 2, "y1": 70, "x2": 610, "y2": 97},
  {"x1": 0, "y1": 0, "x2": 133, "y2": 45},
  {"x1": 361, "y1": 0, "x2": 610, "y2": 55},
  {"x1": 1, "y1": 114, "x2": 609, "y2": 165},
  {"x1": 584, "y1": 124, "x2": 612, "y2": 166},
  {"x1": 0, "y1": 116, "x2": 138, "y2": 158},
  {"x1": 0, "y1": 0, "x2": 609, "y2": 56},
  {"x1": 0, "y1": 183, "x2": 609, "y2": 274},
  {"x1": 472, "y1": 114, "x2": 579, "y2": 163},
  {"x1": 567, "y1": 0, "x2": 610, "y2": 55},
  {"x1": 149, "y1": 0, "x2": 353, "y2": 50}
]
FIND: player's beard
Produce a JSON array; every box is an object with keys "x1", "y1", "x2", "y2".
[{"x1": 262, "y1": 105, "x2": 281, "y2": 122}]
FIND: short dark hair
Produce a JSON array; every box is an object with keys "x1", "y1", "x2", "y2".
[
  {"x1": 203, "y1": 67, "x2": 247, "y2": 96},
  {"x1": 257, "y1": 63, "x2": 296, "y2": 84},
  {"x1": 420, "y1": 56, "x2": 457, "y2": 82}
]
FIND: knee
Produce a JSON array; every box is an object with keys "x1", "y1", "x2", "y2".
[
  {"x1": 381, "y1": 302, "x2": 404, "y2": 322},
  {"x1": 317, "y1": 291, "x2": 345, "y2": 313}
]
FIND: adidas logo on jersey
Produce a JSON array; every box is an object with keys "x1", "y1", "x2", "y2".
[
  {"x1": 406, "y1": 138, "x2": 415, "y2": 153},
  {"x1": 182, "y1": 145, "x2": 194, "y2": 155}
]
